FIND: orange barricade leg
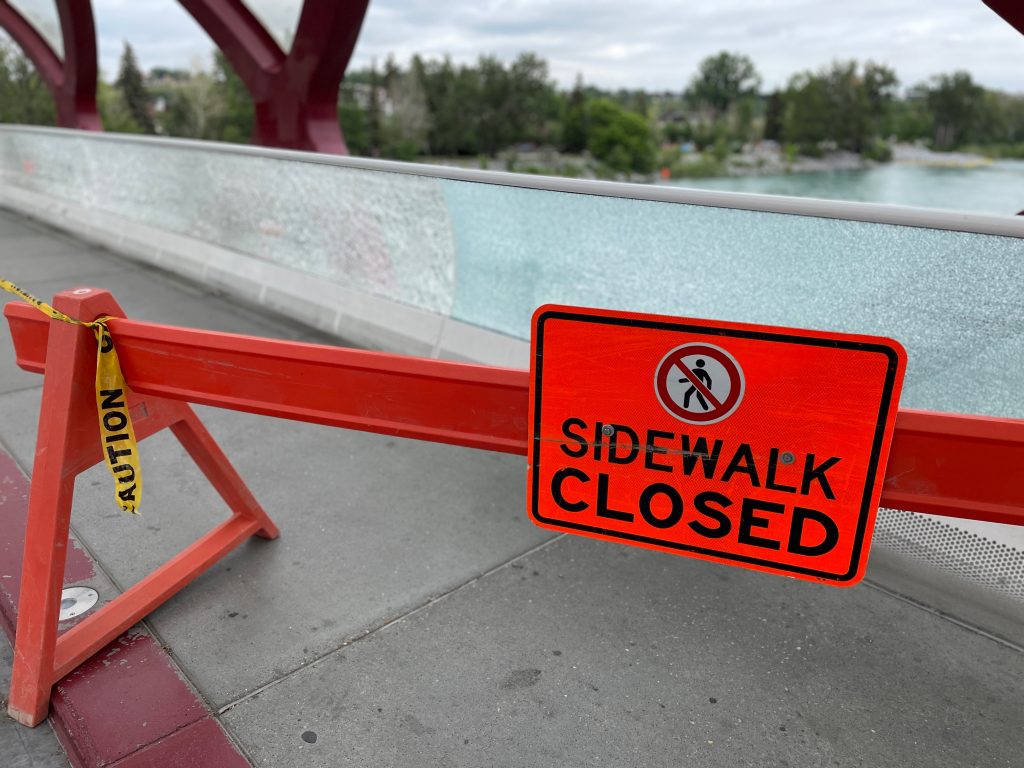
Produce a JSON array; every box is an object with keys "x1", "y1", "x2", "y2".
[
  {"x1": 171, "y1": 409, "x2": 278, "y2": 540},
  {"x1": 7, "y1": 289, "x2": 276, "y2": 726}
]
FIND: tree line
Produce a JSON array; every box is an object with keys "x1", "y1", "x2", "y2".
[
  {"x1": 325, "y1": 51, "x2": 1024, "y2": 172},
  {"x1": 2, "y1": 38, "x2": 1023, "y2": 176}
]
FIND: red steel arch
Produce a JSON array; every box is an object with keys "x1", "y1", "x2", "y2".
[
  {"x1": 178, "y1": 0, "x2": 369, "y2": 153},
  {"x1": 984, "y1": 1, "x2": 1024, "y2": 35},
  {"x1": 0, "y1": 0, "x2": 368, "y2": 153}
]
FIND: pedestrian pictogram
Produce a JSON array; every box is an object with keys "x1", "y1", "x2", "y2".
[
  {"x1": 527, "y1": 304, "x2": 907, "y2": 587},
  {"x1": 655, "y1": 342, "x2": 744, "y2": 424}
]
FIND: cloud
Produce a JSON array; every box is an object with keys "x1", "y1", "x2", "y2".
[
  {"x1": 81, "y1": 0, "x2": 1024, "y2": 92},
  {"x1": 92, "y1": 0, "x2": 212, "y2": 79}
]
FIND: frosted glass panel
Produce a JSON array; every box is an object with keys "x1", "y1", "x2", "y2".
[
  {"x1": 242, "y1": 0, "x2": 301, "y2": 52},
  {"x1": 0, "y1": 132, "x2": 456, "y2": 313},
  {"x1": 0, "y1": 128, "x2": 1021, "y2": 420},
  {"x1": 9, "y1": 0, "x2": 62, "y2": 57}
]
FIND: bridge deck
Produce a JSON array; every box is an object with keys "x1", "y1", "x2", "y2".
[{"x1": 1, "y1": 207, "x2": 1021, "y2": 768}]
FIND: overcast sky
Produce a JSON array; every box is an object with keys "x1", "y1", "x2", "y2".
[{"x1": 69, "y1": 0, "x2": 1024, "y2": 92}]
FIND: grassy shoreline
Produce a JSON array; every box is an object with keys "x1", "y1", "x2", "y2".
[{"x1": 420, "y1": 142, "x2": 996, "y2": 183}]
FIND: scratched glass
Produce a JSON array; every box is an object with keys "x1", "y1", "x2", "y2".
[
  {"x1": 439, "y1": 180, "x2": 1024, "y2": 420},
  {"x1": 0, "y1": 130, "x2": 457, "y2": 315}
]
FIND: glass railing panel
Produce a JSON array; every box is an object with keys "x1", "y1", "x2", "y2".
[
  {"x1": 439, "y1": 178, "x2": 1024, "y2": 418},
  {"x1": 0, "y1": 130, "x2": 457, "y2": 314},
  {"x1": 0, "y1": 127, "x2": 1021, "y2": 419}
]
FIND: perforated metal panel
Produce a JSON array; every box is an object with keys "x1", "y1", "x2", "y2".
[{"x1": 874, "y1": 509, "x2": 1024, "y2": 601}]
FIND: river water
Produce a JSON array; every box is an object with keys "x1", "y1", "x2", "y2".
[{"x1": 669, "y1": 160, "x2": 1024, "y2": 216}]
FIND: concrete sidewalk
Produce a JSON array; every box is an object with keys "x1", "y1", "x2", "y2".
[{"x1": 1, "y1": 208, "x2": 1022, "y2": 767}]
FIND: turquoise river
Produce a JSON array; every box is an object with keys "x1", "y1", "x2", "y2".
[{"x1": 669, "y1": 159, "x2": 1024, "y2": 216}]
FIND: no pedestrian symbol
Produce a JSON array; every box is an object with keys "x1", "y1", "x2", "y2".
[{"x1": 655, "y1": 343, "x2": 744, "y2": 425}]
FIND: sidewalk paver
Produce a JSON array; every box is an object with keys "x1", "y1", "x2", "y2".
[
  {"x1": 223, "y1": 534, "x2": 1024, "y2": 768},
  {"x1": 1, "y1": 636, "x2": 68, "y2": 768},
  {"x1": 0, "y1": 385, "x2": 549, "y2": 710}
]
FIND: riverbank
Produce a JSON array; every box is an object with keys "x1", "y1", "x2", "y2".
[
  {"x1": 721, "y1": 142, "x2": 991, "y2": 176},
  {"x1": 889, "y1": 144, "x2": 993, "y2": 168},
  {"x1": 420, "y1": 146, "x2": 1020, "y2": 215},
  {"x1": 420, "y1": 142, "x2": 992, "y2": 184}
]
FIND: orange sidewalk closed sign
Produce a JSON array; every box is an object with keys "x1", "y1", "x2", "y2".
[{"x1": 527, "y1": 305, "x2": 907, "y2": 586}]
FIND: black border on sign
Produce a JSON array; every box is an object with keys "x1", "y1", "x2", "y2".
[{"x1": 530, "y1": 309, "x2": 902, "y2": 583}]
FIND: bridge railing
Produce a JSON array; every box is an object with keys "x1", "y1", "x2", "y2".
[
  {"x1": 1, "y1": 125, "x2": 1023, "y2": 608},
  {"x1": 2, "y1": 125, "x2": 1023, "y2": 381}
]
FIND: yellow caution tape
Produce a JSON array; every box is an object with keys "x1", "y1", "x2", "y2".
[{"x1": 1, "y1": 280, "x2": 142, "y2": 514}]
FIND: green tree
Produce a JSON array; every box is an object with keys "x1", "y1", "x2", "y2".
[
  {"x1": 381, "y1": 63, "x2": 430, "y2": 159},
  {"x1": 382, "y1": 54, "x2": 401, "y2": 96},
  {"x1": 211, "y1": 52, "x2": 252, "y2": 143},
  {"x1": 611, "y1": 88, "x2": 649, "y2": 116},
  {"x1": 977, "y1": 91, "x2": 1024, "y2": 145},
  {"x1": 337, "y1": 100, "x2": 369, "y2": 154},
  {"x1": 470, "y1": 52, "x2": 560, "y2": 155},
  {"x1": 862, "y1": 62, "x2": 899, "y2": 130},
  {"x1": 419, "y1": 56, "x2": 459, "y2": 155},
  {"x1": 97, "y1": 80, "x2": 140, "y2": 132},
  {"x1": 763, "y1": 90, "x2": 784, "y2": 141},
  {"x1": 926, "y1": 71, "x2": 985, "y2": 149},
  {"x1": 561, "y1": 75, "x2": 588, "y2": 153},
  {"x1": 366, "y1": 59, "x2": 383, "y2": 155},
  {"x1": 508, "y1": 52, "x2": 560, "y2": 144},
  {"x1": 346, "y1": 52, "x2": 560, "y2": 158},
  {"x1": 825, "y1": 60, "x2": 870, "y2": 151},
  {"x1": 452, "y1": 64, "x2": 482, "y2": 154},
  {"x1": 781, "y1": 70, "x2": 831, "y2": 153},
  {"x1": 890, "y1": 83, "x2": 932, "y2": 142},
  {"x1": 476, "y1": 55, "x2": 512, "y2": 154},
  {"x1": 0, "y1": 39, "x2": 56, "y2": 125},
  {"x1": 686, "y1": 52, "x2": 761, "y2": 122},
  {"x1": 586, "y1": 98, "x2": 656, "y2": 173},
  {"x1": 115, "y1": 42, "x2": 154, "y2": 134},
  {"x1": 148, "y1": 67, "x2": 189, "y2": 82},
  {"x1": 732, "y1": 95, "x2": 756, "y2": 143},
  {"x1": 161, "y1": 68, "x2": 224, "y2": 139},
  {"x1": 781, "y1": 60, "x2": 897, "y2": 154}
]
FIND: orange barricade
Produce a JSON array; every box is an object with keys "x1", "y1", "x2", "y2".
[{"x1": 4, "y1": 286, "x2": 1024, "y2": 726}]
